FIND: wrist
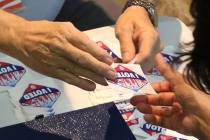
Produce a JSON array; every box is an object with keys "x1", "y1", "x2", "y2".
[
  {"x1": 123, "y1": 6, "x2": 154, "y2": 28},
  {"x1": 123, "y1": 0, "x2": 158, "y2": 27},
  {"x1": 0, "y1": 10, "x2": 28, "y2": 57}
]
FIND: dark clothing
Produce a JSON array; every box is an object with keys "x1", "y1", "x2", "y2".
[{"x1": 55, "y1": 0, "x2": 114, "y2": 31}]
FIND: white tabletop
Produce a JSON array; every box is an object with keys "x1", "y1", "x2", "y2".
[{"x1": 0, "y1": 16, "x2": 196, "y2": 140}]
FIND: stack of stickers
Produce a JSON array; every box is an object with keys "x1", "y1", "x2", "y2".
[
  {"x1": 0, "y1": 40, "x2": 197, "y2": 140},
  {"x1": 93, "y1": 41, "x2": 197, "y2": 140}
]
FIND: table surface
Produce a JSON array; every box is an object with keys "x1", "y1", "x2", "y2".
[{"x1": 0, "y1": 16, "x2": 196, "y2": 140}]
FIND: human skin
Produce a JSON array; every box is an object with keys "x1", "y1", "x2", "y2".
[
  {"x1": 0, "y1": 10, "x2": 117, "y2": 91},
  {"x1": 116, "y1": 0, "x2": 162, "y2": 71},
  {"x1": 131, "y1": 54, "x2": 210, "y2": 140}
]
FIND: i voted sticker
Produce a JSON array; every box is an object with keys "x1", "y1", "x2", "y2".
[
  {"x1": 108, "y1": 65, "x2": 148, "y2": 92},
  {"x1": 140, "y1": 123, "x2": 166, "y2": 136},
  {"x1": 157, "y1": 134, "x2": 187, "y2": 140},
  {"x1": 127, "y1": 118, "x2": 139, "y2": 127},
  {"x1": 96, "y1": 41, "x2": 121, "y2": 63},
  {"x1": 146, "y1": 134, "x2": 187, "y2": 140},
  {"x1": 19, "y1": 84, "x2": 61, "y2": 108},
  {"x1": 0, "y1": 61, "x2": 26, "y2": 87},
  {"x1": 115, "y1": 100, "x2": 136, "y2": 121}
]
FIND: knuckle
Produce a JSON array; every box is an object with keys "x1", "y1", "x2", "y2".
[
  {"x1": 76, "y1": 52, "x2": 89, "y2": 65},
  {"x1": 68, "y1": 64, "x2": 78, "y2": 74}
]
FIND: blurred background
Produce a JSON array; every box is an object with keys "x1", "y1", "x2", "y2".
[{"x1": 95, "y1": 0, "x2": 193, "y2": 26}]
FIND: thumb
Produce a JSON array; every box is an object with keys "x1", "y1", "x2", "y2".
[
  {"x1": 155, "y1": 53, "x2": 183, "y2": 87},
  {"x1": 155, "y1": 53, "x2": 197, "y2": 110},
  {"x1": 116, "y1": 30, "x2": 136, "y2": 63}
]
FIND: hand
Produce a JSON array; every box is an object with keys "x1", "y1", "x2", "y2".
[
  {"x1": 116, "y1": 6, "x2": 162, "y2": 71},
  {"x1": 0, "y1": 11, "x2": 116, "y2": 91},
  {"x1": 130, "y1": 54, "x2": 210, "y2": 139}
]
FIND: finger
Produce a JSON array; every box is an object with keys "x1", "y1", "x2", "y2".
[
  {"x1": 131, "y1": 93, "x2": 176, "y2": 106},
  {"x1": 144, "y1": 114, "x2": 163, "y2": 126},
  {"x1": 31, "y1": 50, "x2": 108, "y2": 86},
  {"x1": 59, "y1": 58, "x2": 108, "y2": 86},
  {"x1": 152, "y1": 80, "x2": 171, "y2": 92},
  {"x1": 136, "y1": 103, "x2": 173, "y2": 116},
  {"x1": 115, "y1": 27, "x2": 136, "y2": 63},
  {"x1": 55, "y1": 43, "x2": 117, "y2": 80},
  {"x1": 134, "y1": 31, "x2": 160, "y2": 70},
  {"x1": 155, "y1": 53, "x2": 184, "y2": 87},
  {"x1": 61, "y1": 22, "x2": 113, "y2": 65},
  {"x1": 53, "y1": 69, "x2": 96, "y2": 91}
]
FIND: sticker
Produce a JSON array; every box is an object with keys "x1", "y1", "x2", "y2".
[
  {"x1": 127, "y1": 118, "x2": 139, "y2": 127},
  {"x1": 140, "y1": 123, "x2": 166, "y2": 136},
  {"x1": 0, "y1": 62, "x2": 26, "y2": 87},
  {"x1": 132, "y1": 118, "x2": 166, "y2": 138},
  {"x1": 19, "y1": 84, "x2": 61, "y2": 108},
  {"x1": 145, "y1": 134, "x2": 187, "y2": 140},
  {"x1": 115, "y1": 100, "x2": 136, "y2": 121},
  {"x1": 8, "y1": 78, "x2": 73, "y2": 122},
  {"x1": 108, "y1": 65, "x2": 148, "y2": 92},
  {"x1": 115, "y1": 99, "x2": 145, "y2": 122},
  {"x1": 96, "y1": 41, "x2": 122, "y2": 63},
  {"x1": 157, "y1": 134, "x2": 187, "y2": 140}
]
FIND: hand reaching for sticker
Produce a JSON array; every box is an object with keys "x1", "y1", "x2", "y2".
[
  {"x1": 130, "y1": 54, "x2": 210, "y2": 140},
  {"x1": 0, "y1": 10, "x2": 116, "y2": 91},
  {"x1": 116, "y1": 6, "x2": 162, "y2": 71}
]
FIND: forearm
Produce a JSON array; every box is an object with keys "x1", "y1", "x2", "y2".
[
  {"x1": 0, "y1": 10, "x2": 27, "y2": 57},
  {"x1": 124, "y1": 0, "x2": 159, "y2": 26}
]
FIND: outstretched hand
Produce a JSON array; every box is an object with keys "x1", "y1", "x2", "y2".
[
  {"x1": 116, "y1": 6, "x2": 162, "y2": 71},
  {"x1": 131, "y1": 54, "x2": 210, "y2": 139}
]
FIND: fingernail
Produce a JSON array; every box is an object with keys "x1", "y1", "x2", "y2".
[{"x1": 106, "y1": 70, "x2": 117, "y2": 80}]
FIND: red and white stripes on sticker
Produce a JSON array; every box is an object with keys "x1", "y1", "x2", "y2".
[{"x1": 0, "y1": 0, "x2": 23, "y2": 13}]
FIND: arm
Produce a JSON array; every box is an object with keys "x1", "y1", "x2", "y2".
[
  {"x1": 131, "y1": 54, "x2": 210, "y2": 140},
  {"x1": 116, "y1": 0, "x2": 162, "y2": 71},
  {"x1": 0, "y1": 10, "x2": 116, "y2": 91},
  {"x1": 0, "y1": 10, "x2": 27, "y2": 58}
]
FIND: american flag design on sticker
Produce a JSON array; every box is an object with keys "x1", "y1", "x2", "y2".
[
  {"x1": 115, "y1": 100, "x2": 136, "y2": 121},
  {"x1": 109, "y1": 65, "x2": 148, "y2": 92},
  {"x1": 146, "y1": 53, "x2": 178, "y2": 76},
  {"x1": 140, "y1": 123, "x2": 166, "y2": 136},
  {"x1": 126, "y1": 118, "x2": 139, "y2": 127},
  {"x1": 157, "y1": 134, "x2": 187, "y2": 140},
  {"x1": 96, "y1": 41, "x2": 122, "y2": 63},
  {"x1": 0, "y1": 62, "x2": 26, "y2": 87},
  {"x1": 19, "y1": 84, "x2": 61, "y2": 108},
  {"x1": 0, "y1": 0, "x2": 24, "y2": 12}
]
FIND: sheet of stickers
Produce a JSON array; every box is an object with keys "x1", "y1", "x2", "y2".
[
  {"x1": 93, "y1": 41, "x2": 197, "y2": 140},
  {"x1": 0, "y1": 55, "x2": 73, "y2": 126},
  {"x1": 0, "y1": 25, "x2": 196, "y2": 139}
]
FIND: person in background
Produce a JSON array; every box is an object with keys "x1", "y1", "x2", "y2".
[
  {"x1": 131, "y1": 0, "x2": 210, "y2": 139},
  {"x1": 0, "y1": 0, "x2": 161, "y2": 90}
]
